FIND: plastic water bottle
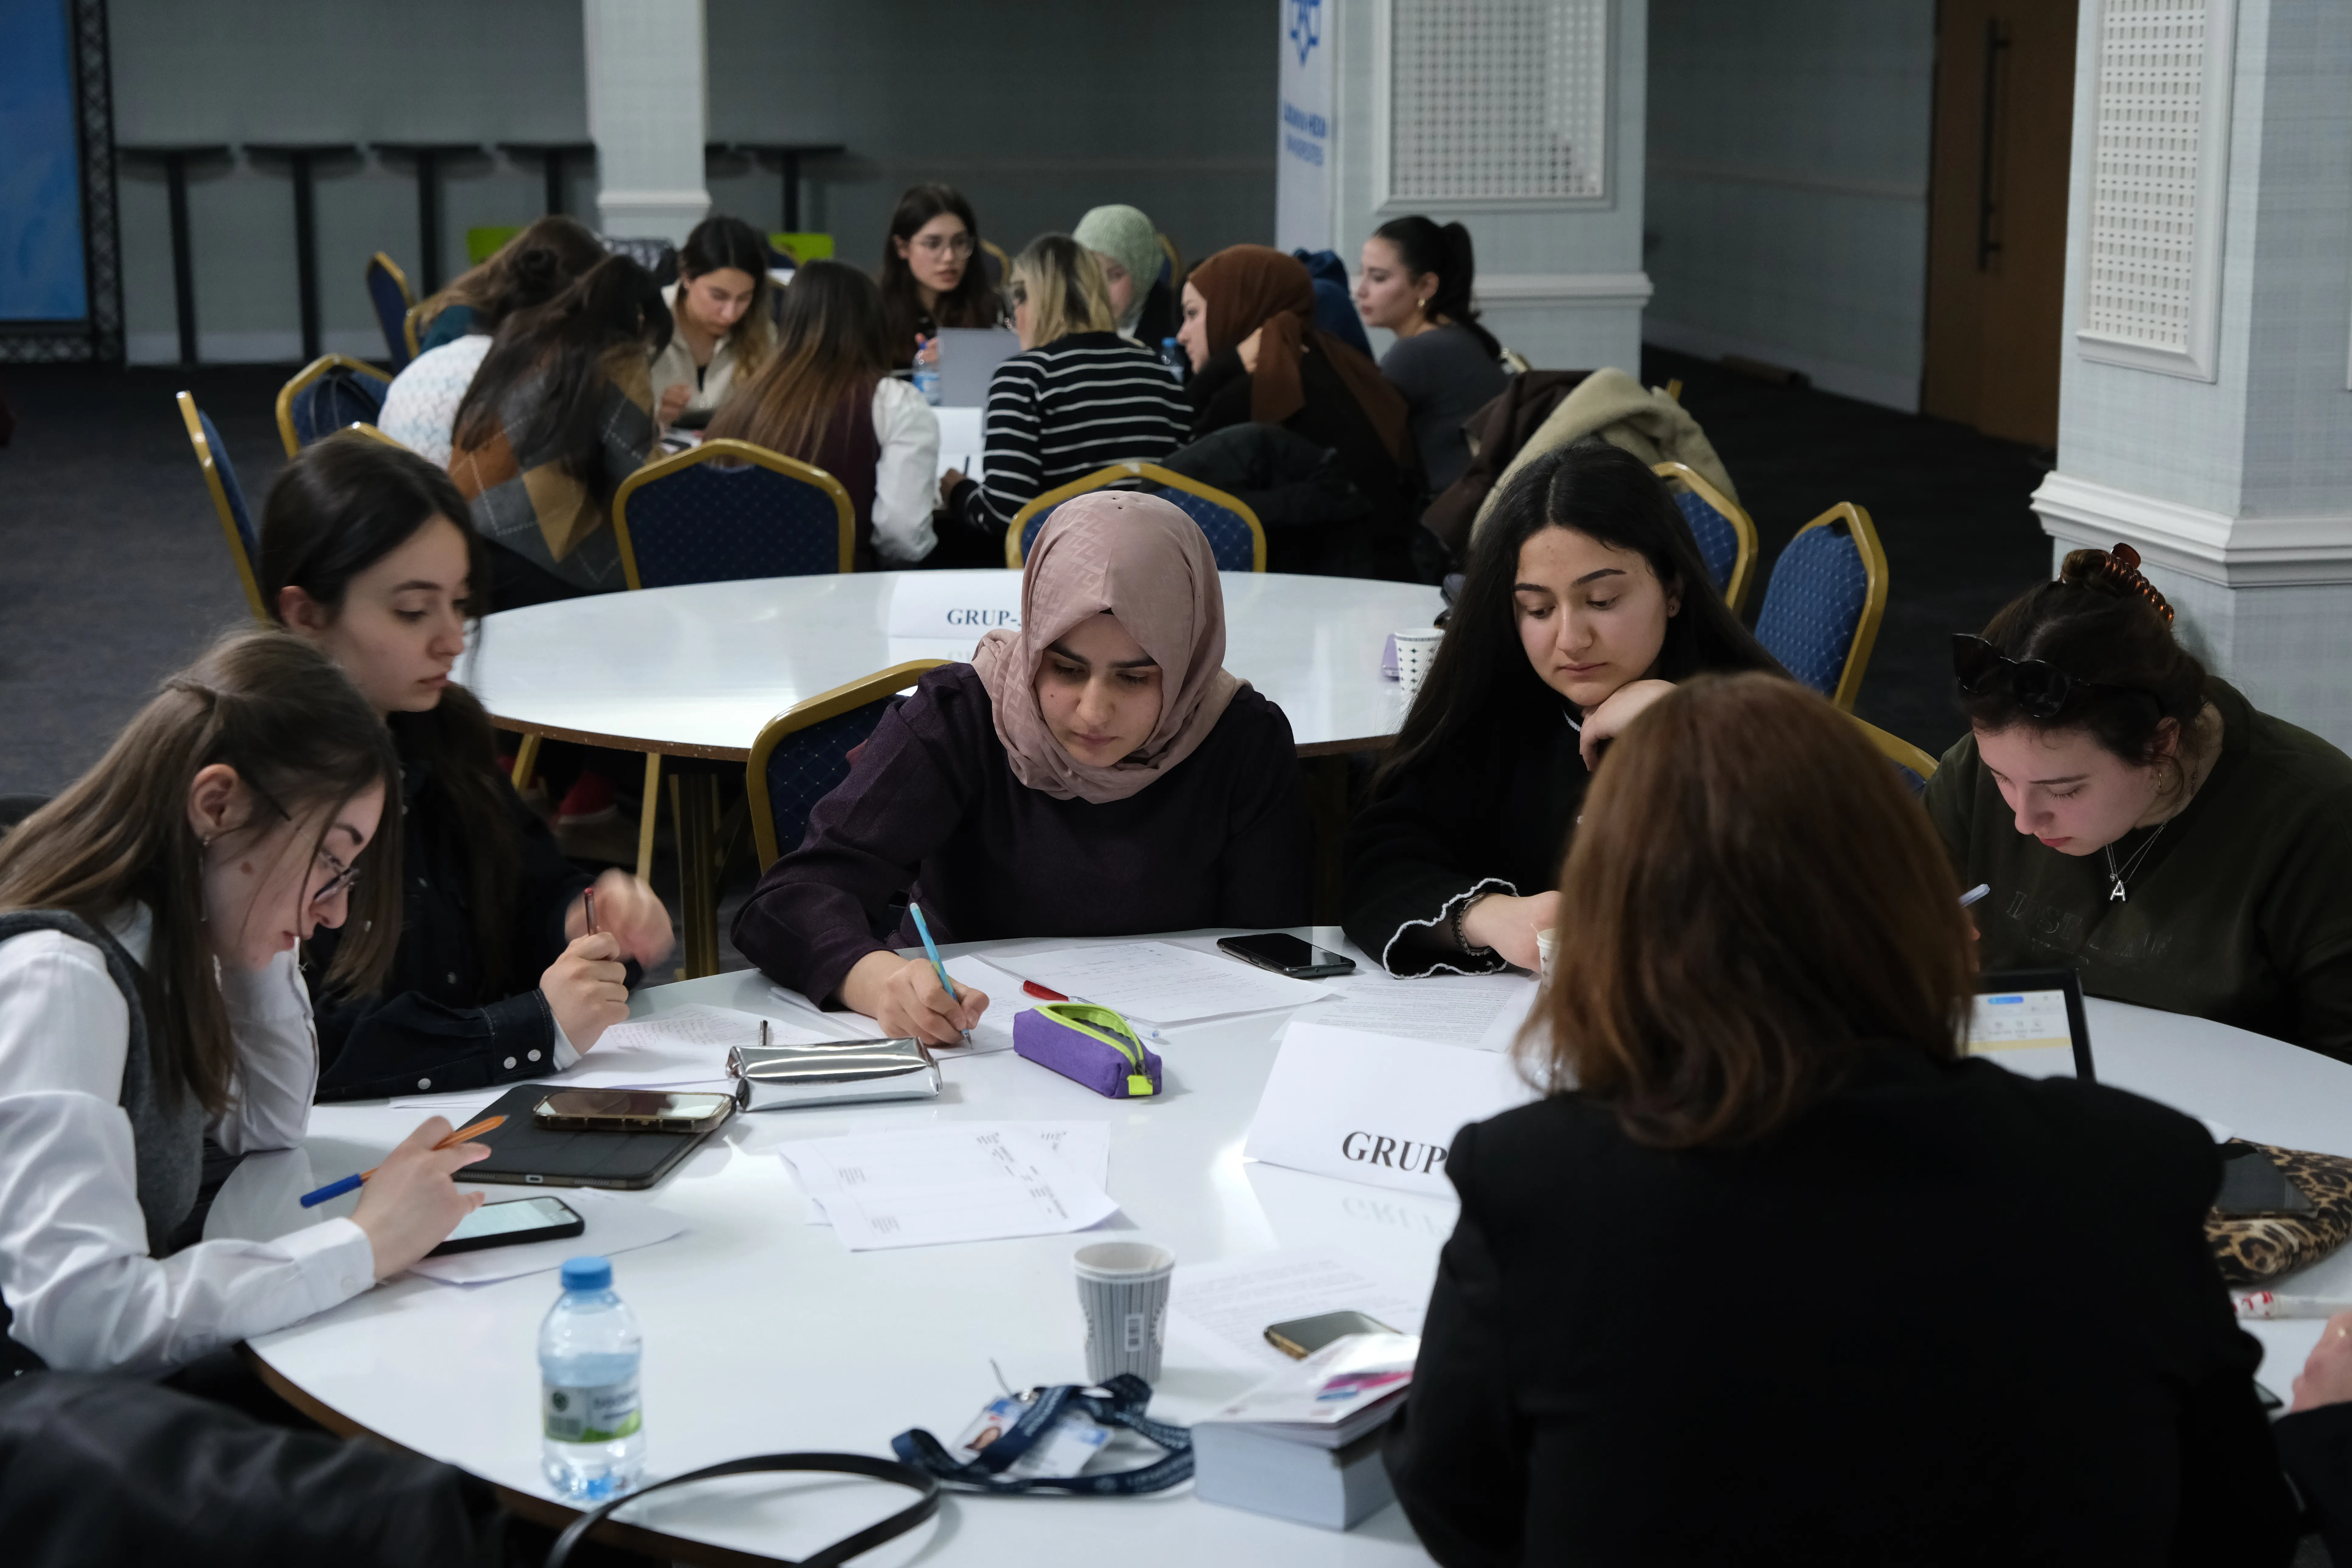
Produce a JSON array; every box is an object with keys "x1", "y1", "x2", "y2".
[
  {"x1": 1159, "y1": 337, "x2": 1188, "y2": 384},
  {"x1": 913, "y1": 335, "x2": 943, "y2": 405},
  {"x1": 540, "y1": 1256, "x2": 645, "y2": 1499}
]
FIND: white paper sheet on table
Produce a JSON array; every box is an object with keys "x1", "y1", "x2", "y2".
[
  {"x1": 405, "y1": 1188, "x2": 688, "y2": 1286},
  {"x1": 1167, "y1": 1250, "x2": 1429, "y2": 1374},
  {"x1": 777, "y1": 1124, "x2": 1119, "y2": 1250},
  {"x1": 803, "y1": 1120, "x2": 1110, "y2": 1224},
  {"x1": 990, "y1": 942, "x2": 1334, "y2": 1025},
  {"x1": 1314, "y1": 968, "x2": 1539, "y2": 1052},
  {"x1": 938, "y1": 953, "x2": 1027, "y2": 1053},
  {"x1": 767, "y1": 986, "x2": 885, "y2": 1040},
  {"x1": 389, "y1": 1003, "x2": 835, "y2": 1108}
]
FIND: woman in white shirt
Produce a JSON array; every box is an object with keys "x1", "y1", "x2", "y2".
[
  {"x1": 649, "y1": 215, "x2": 777, "y2": 427},
  {"x1": 0, "y1": 629, "x2": 490, "y2": 1375},
  {"x1": 707, "y1": 259, "x2": 942, "y2": 567}
]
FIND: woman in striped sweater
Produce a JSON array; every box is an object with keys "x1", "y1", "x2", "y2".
[{"x1": 938, "y1": 235, "x2": 1191, "y2": 561}]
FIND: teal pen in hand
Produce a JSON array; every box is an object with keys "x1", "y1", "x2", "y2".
[{"x1": 908, "y1": 901, "x2": 972, "y2": 1047}]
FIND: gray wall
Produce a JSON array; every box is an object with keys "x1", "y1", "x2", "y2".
[
  {"x1": 111, "y1": 0, "x2": 1274, "y2": 365},
  {"x1": 1642, "y1": 0, "x2": 1935, "y2": 409}
]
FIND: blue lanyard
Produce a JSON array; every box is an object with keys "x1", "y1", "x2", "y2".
[{"x1": 891, "y1": 1373, "x2": 1192, "y2": 1495}]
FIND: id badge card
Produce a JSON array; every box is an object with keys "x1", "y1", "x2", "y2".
[{"x1": 952, "y1": 1395, "x2": 1111, "y2": 1479}]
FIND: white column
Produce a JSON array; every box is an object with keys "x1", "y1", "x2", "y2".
[
  {"x1": 2034, "y1": 0, "x2": 2352, "y2": 748},
  {"x1": 583, "y1": 0, "x2": 710, "y2": 243},
  {"x1": 1312, "y1": 0, "x2": 1651, "y2": 371}
]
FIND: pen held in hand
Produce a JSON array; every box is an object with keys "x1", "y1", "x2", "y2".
[
  {"x1": 583, "y1": 887, "x2": 598, "y2": 937},
  {"x1": 2234, "y1": 1292, "x2": 2352, "y2": 1320},
  {"x1": 907, "y1": 901, "x2": 972, "y2": 1048},
  {"x1": 297, "y1": 1115, "x2": 506, "y2": 1208},
  {"x1": 1960, "y1": 883, "x2": 1990, "y2": 908}
]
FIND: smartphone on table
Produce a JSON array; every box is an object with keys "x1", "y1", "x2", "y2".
[
  {"x1": 533, "y1": 1089, "x2": 737, "y2": 1133},
  {"x1": 1265, "y1": 1310, "x2": 1398, "y2": 1359},
  {"x1": 2214, "y1": 1144, "x2": 2314, "y2": 1215},
  {"x1": 1217, "y1": 932, "x2": 1358, "y2": 980},
  {"x1": 426, "y1": 1195, "x2": 585, "y2": 1256}
]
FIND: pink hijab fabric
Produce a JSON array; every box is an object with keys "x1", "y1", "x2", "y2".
[{"x1": 969, "y1": 491, "x2": 1244, "y2": 804}]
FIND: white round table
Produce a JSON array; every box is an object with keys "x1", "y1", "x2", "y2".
[{"x1": 212, "y1": 940, "x2": 2352, "y2": 1565}]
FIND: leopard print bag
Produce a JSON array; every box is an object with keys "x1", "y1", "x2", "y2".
[{"x1": 2205, "y1": 1141, "x2": 2352, "y2": 1286}]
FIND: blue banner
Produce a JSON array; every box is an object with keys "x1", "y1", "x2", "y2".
[{"x1": 0, "y1": 0, "x2": 89, "y2": 323}]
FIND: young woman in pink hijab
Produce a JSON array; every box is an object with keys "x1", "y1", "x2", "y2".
[{"x1": 732, "y1": 492, "x2": 1312, "y2": 1043}]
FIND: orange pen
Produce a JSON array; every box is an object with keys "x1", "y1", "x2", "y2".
[{"x1": 299, "y1": 1115, "x2": 506, "y2": 1208}]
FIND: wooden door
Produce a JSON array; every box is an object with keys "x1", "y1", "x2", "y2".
[{"x1": 1922, "y1": 0, "x2": 2078, "y2": 447}]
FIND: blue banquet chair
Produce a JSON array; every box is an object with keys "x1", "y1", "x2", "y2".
[
  {"x1": 1752, "y1": 502, "x2": 1888, "y2": 712},
  {"x1": 1007, "y1": 463, "x2": 1266, "y2": 573},
  {"x1": 1652, "y1": 460, "x2": 1758, "y2": 614},
  {"x1": 364, "y1": 251, "x2": 415, "y2": 372},
  {"x1": 274, "y1": 354, "x2": 394, "y2": 457},
  {"x1": 177, "y1": 391, "x2": 265, "y2": 621},
  {"x1": 748, "y1": 662, "x2": 951, "y2": 870},
  {"x1": 611, "y1": 439, "x2": 856, "y2": 590}
]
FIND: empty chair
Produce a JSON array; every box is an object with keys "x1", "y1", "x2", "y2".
[
  {"x1": 747, "y1": 661, "x2": 950, "y2": 871},
  {"x1": 364, "y1": 251, "x2": 415, "y2": 372},
  {"x1": 610, "y1": 440, "x2": 855, "y2": 590},
  {"x1": 1009, "y1": 463, "x2": 1265, "y2": 572},
  {"x1": 176, "y1": 391, "x2": 264, "y2": 620},
  {"x1": 1753, "y1": 502, "x2": 1888, "y2": 712},
  {"x1": 273, "y1": 354, "x2": 393, "y2": 457},
  {"x1": 1852, "y1": 714, "x2": 1939, "y2": 794},
  {"x1": 1653, "y1": 460, "x2": 1758, "y2": 613}
]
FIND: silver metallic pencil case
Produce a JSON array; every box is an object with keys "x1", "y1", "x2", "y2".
[{"x1": 727, "y1": 1028, "x2": 941, "y2": 1111}]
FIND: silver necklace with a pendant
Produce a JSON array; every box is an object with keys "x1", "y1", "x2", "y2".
[{"x1": 2102, "y1": 821, "x2": 2168, "y2": 903}]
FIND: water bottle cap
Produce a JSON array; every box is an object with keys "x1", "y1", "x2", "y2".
[{"x1": 560, "y1": 1255, "x2": 612, "y2": 1292}]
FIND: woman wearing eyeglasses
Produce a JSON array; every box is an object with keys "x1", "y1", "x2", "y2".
[
  {"x1": 1926, "y1": 544, "x2": 2352, "y2": 1060},
  {"x1": 877, "y1": 184, "x2": 1003, "y2": 369},
  {"x1": 261, "y1": 435, "x2": 674, "y2": 1101},
  {"x1": 0, "y1": 629, "x2": 496, "y2": 1374}
]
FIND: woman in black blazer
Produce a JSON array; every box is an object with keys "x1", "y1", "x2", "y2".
[{"x1": 1382, "y1": 673, "x2": 2302, "y2": 1566}]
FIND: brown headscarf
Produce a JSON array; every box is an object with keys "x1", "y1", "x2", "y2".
[
  {"x1": 969, "y1": 491, "x2": 1244, "y2": 804},
  {"x1": 1187, "y1": 243, "x2": 1411, "y2": 465}
]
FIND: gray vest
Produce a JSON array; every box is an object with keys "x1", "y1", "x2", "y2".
[{"x1": 0, "y1": 911, "x2": 205, "y2": 1252}]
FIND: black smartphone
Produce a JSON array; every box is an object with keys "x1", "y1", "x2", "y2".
[
  {"x1": 426, "y1": 1195, "x2": 585, "y2": 1256},
  {"x1": 1217, "y1": 932, "x2": 1357, "y2": 979},
  {"x1": 2216, "y1": 1144, "x2": 2314, "y2": 1216},
  {"x1": 1265, "y1": 1310, "x2": 1399, "y2": 1360}
]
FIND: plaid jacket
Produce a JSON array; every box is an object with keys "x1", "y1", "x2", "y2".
[{"x1": 449, "y1": 350, "x2": 656, "y2": 593}]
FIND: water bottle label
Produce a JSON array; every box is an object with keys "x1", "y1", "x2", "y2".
[{"x1": 544, "y1": 1375, "x2": 642, "y2": 1443}]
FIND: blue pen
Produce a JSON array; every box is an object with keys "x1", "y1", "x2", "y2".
[{"x1": 908, "y1": 901, "x2": 972, "y2": 1047}]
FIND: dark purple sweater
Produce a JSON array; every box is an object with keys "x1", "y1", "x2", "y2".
[{"x1": 733, "y1": 663, "x2": 1313, "y2": 1005}]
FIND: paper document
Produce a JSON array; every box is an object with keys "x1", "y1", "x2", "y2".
[
  {"x1": 767, "y1": 985, "x2": 885, "y2": 1040},
  {"x1": 993, "y1": 942, "x2": 1334, "y2": 1025},
  {"x1": 1167, "y1": 1250, "x2": 1429, "y2": 1374},
  {"x1": 940, "y1": 954, "x2": 1026, "y2": 1053},
  {"x1": 406, "y1": 1189, "x2": 688, "y2": 1286},
  {"x1": 806, "y1": 1120, "x2": 1111, "y2": 1224},
  {"x1": 1197, "y1": 1332, "x2": 1419, "y2": 1448},
  {"x1": 1315, "y1": 968, "x2": 1539, "y2": 1052},
  {"x1": 777, "y1": 1124, "x2": 1119, "y2": 1251}
]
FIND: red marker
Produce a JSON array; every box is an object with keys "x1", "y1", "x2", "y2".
[{"x1": 1022, "y1": 980, "x2": 1068, "y2": 1002}]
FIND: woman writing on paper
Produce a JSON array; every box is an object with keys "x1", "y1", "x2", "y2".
[
  {"x1": 1926, "y1": 545, "x2": 2352, "y2": 1060},
  {"x1": 733, "y1": 492, "x2": 1311, "y2": 1044},
  {"x1": 261, "y1": 435, "x2": 673, "y2": 1101},
  {"x1": 1385, "y1": 674, "x2": 2302, "y2": 1563},
  {"x1": 1344, "y1": 439, "x2": 1785, "y2": 976},
  {"x1": 0, "y1": 630, "x2": 494, "y2": 1375}
]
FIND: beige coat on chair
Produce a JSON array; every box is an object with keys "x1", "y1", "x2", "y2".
[{"x1": 1468, "y1": 366, "x2": 1741, "y2": 545}]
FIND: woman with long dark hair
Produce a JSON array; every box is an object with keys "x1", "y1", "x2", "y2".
[
  {"x1": 649, "y1": 214, "x2": 777, "y2": 425},
  {"x1": 1926, "y1": 544, "x2": 2352, "y2": 1059},
  {"x1": 262, "y1": 434, "x2": 673, "y2": 1099},
  {"x1": 0, "y1": 629, "x2": 493, "y2": 1373},
  {"x1": 380, "y1": 216, "x2": 610, "y2": 467},
  {"x1": 707, "y1": 260, "x2": 940, "y2": 567},
  {"x1": 449, "y1": 254, "x2": 671, "y2": 605},
  {"x1": 1354, "y1": 216, "x2": 1507, "y2": 497},
  {"x1": 1344, "y1": 438, "x2": 1785, "y2": 974},
  {"x1": 876, "y1": 183, "x2": 1002, "y2": 369}
]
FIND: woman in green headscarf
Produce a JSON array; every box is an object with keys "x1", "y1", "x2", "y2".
[{"x1": 1073, "y1": 204, "x2": 1177, "y2": 350}]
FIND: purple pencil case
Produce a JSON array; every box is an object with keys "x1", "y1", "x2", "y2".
[{"x1": 1013, "y1": 1002, "x2": 1163, "y2": 1099}]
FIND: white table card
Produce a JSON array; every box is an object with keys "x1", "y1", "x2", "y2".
[
  {"x1": 1243, "y1": 1023, "x2": 1539, "y2": 1197},
  {"x1": 887, "y1": 572, "x2": 1023, "y2": 640}
]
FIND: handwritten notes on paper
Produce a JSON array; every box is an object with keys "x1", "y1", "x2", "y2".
[
  {"x1": 993, "y1": 942, "x2": 1334, "y2": 1026},
  {"x1": 776, "y1": 1124, "x2": 1120, "y2": 1251},
  {"x1": 1314, "y1": 968, "x2": 1539, "y2": 1052}
]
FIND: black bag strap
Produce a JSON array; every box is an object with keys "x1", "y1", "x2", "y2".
[
  {"x1": 544, "y1": 1452, "x2": 938, "y2": 1568},
  {"x1": 889, "y1": 1374, "x2": 1193, "y2": 1496}
]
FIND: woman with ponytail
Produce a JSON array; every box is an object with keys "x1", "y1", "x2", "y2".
[
  {"x1": 1356, "y1": 216, "x2": 1508, "y2": 497},
  {"x1": 381, "y1": 216, "x2": 609, "y2": 465},
  {"x1": 449, "y1": 253, "x2": 671, "y2": 605},
  {"x1": 649, "y1": 214, "x2": 778, "y2": 425},
  {"x1": 1927, "y1": 544, "x2": 2352, "y2": 1059}
]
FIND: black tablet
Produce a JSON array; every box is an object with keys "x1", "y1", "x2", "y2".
[
  {"x1": 455, "y1": 1082, "x2": 728, "y2": 1191},
  {"x1": 1964, "y1": 969, "x2": 2095, "y2": 1082}
]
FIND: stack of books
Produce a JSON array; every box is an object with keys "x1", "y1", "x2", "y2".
[{"x1": 1190, "y1": 1333, "x2": 1418, "y2": 1531}]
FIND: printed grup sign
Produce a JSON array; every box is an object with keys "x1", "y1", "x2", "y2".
[
  {"x1": 887, "y1": 572, "x2": 1024, "y2": 642},
  {"x1": 1243, "y1": 1022, "x2": 1539, "y2": 1198}
]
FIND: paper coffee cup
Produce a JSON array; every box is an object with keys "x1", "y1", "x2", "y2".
[
  {"x1": 1393, "y1": 629, "x2": 1444, "y2": 699},
  {"x1": 1073, "y1": 1241, "x2": 1174, "y2": 1386},
  {"x1": 1536, "y1": 928, "x2": 1557, "y2": 982}
]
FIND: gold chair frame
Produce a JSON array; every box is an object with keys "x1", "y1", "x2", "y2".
[
  {"x1": 981, "y1": 238, "x2": 1011, "y2": 294},
  {"x1": 1156, "y1": 232, "x2": 1185, "y2": 294},
  {"x1": 1005, "y1": 463, "x2": 1267, "y2": 571},
  {"x1": 1851, "y1": 716, "x2": 1938, "y2": 781},
  {"x1": 367, "y1": 250, "x2": 418, "y2": 358},
  {"x1": 177, "y1": 391, "x2": 265, "y2": 622},
  {"x1": 1652, "y1": 460, "x2": 1760, "y2": 615},
  {"x1": 401, "y1": 303, "x2": 423, "y2": 360},
  {"x1": 1783, "y1": 501, "x2": 1890, "y2": 713},
  {"x1": 274, "y1": 354, "x2": 395, "y2": 458},
  {"x1": 747, "y1": 661, "x2": 950, "y2": 870},
  {"x1": 610, "y1": 439, "x2": 857, "y2": 592}
]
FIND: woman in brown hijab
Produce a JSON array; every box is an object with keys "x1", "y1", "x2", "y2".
[
  {"x1": 731, "y1": 491, "x2": 1312, "y2": 1044},
  {"x1": 1176, "y1": 244, "x2": 1419, "y2": 580}
]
